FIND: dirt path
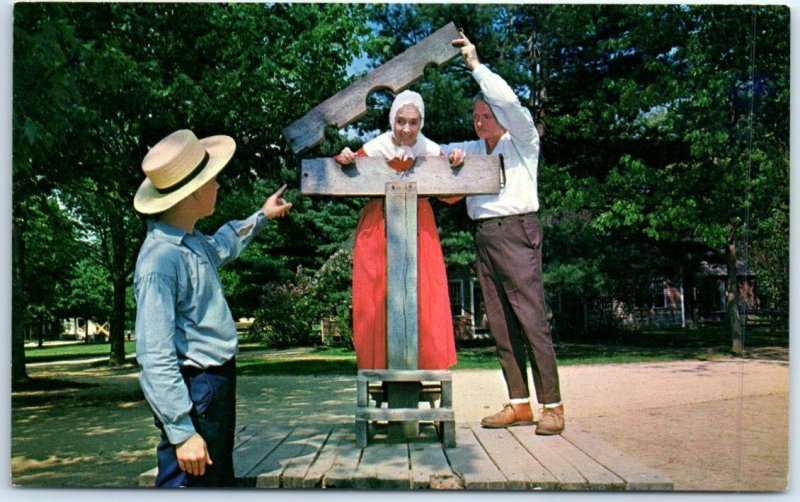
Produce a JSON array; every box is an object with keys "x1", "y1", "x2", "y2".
[
  {"x1": 11, "y1": 355, "x2": 790, "y2": 491},
  {"x1": 449, "y1": 359, "x2": 790, "y2": 491}
]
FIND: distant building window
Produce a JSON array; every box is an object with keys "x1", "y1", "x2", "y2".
[
  {"x1": 652, "y1": 280, "x2": 682, "y2": 309},
  {"x1": 652, "y1": 281, "x2": 668, "y2": 308},
  {"x1": 448, "y1": 280, "x2": 463, "y2": 316}
]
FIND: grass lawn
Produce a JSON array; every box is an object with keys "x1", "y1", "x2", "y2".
[
  {"x1": 24, "y1": 340, "x2": 137, "y2": 363},
  {"x1": 23, "y1": 326, "x2": 788, "y2": 375},
  {"x1": 12, "y1": 326, "x2": 787, "y2": 488}
]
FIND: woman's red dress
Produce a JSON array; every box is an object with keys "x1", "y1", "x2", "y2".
[{"x1": 351, "y1": 145, "x2": 456, "y2": 370}]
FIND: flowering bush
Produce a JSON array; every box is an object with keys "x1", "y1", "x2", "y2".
[{"x1": 251, "y1": 248, "x2": 353, "y2": 348}]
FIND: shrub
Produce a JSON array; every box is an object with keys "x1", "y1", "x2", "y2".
[{"x1": 251, "y1": 248, "x2": 353, "y2": 348}]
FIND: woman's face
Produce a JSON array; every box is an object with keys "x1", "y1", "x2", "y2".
[{"x1": 392, "y1": 103, "x2": 422, "y2": 146}]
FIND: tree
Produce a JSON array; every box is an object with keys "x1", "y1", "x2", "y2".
[
  {"x1": 13, "y1": 2, "x2": 375, "y2": 371},
  {"x1": 364, "y1": 4, "x2": 789, "y2": 349},
  {"x1": 14, "y1": 4, "x2": 788, "y2": 362},
  {"x1": 13, "y1": 3, "x2": 86, "y2": 383}
]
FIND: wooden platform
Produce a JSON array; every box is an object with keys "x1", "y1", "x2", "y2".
[{"x1": 138, "y1": 421, "x2": 673, "y2": 490}]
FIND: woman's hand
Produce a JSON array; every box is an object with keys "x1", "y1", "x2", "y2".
[{"x1": 334, "y1": 147, "x2": 356, "y2": 165}]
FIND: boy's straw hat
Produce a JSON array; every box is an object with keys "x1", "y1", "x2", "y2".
[{"x1": 134, "y1": 129, "x2": 236, "y2": 214}]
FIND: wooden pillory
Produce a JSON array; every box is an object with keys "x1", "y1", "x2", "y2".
[
  {"x1": 300, "y1": 157, "x2": 501, "y2": 447},
  {"x1": 285, "y1": 23, "x2": 502, "y2": 448}
]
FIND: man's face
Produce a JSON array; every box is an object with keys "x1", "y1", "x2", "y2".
[
  {"x1": 392, "y1": 104, "x2": 422, "y2": 147},
  {"x1": 472, "y1": 99, "x2": 506, "y2": 144}
]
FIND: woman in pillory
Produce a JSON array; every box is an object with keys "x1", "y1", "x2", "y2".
[{"x1": 335, "y1": 90, "x2": 462, "y2": 371}]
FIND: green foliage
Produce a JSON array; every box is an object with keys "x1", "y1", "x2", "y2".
[
  {"x1": 61, "y1": 258, "x2": 113, "y2": 321},
  {"x1": 750, "y1": 201, "x2": 789, "y2": 318},
  {"x1": 13, "y1": 2, "x2": 373, "y2": 366},
  {"x1": 17, "y1": 193, "x2": 81, "y2": 318},
  {"x1": 13, "y1": 3, "x2": 789, "y2": 356},
  {"x1": 251, "y1": 248, "x2": 353, "y2": 348}
]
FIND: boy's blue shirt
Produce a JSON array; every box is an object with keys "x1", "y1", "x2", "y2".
[{"x1": 134, "y1": 210, "x2": 267, "y2": 444}]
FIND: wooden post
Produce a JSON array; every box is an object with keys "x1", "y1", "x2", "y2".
[
  {"x1": 385, "y1": 181, "x2": 418, "y2": 370},
  {"x1": 385, "y1": 181, "x2": 419, "y2": 440}
]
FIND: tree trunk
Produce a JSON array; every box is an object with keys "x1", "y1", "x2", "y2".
[
  {"x1": 11, "y1": 222, "x2": 30, "y2": 386},
  {"x1": 109, "y1": 216, "x2": 128, "y2": 366},
  {"x1": 682, "y1": 266, "x2": 697, "y2": 328},
  {"x1": 109, "y1": 275, "x2": 127, "y2": 365},
  {"x1": 726, "y1": 241, "x2": 744, "y2": 355}
]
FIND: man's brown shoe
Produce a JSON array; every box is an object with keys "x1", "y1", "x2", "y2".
[
  {"x1": 481, "y1": 402, "x2": 535, "y2": 428},
  {"x1": 535, "y1": 404, "x2": 565, "y2": 435}
]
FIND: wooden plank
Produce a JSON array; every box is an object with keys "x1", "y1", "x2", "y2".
[
  {"x1": 472, "y1": 424, "x2": 558, "y2": 490},
  {"x1": 386, "y1": 180, "x2": 418, "y2": 440},
  {"x1": 440, "y1": 420, "x2": 456, "y2": 449},
  {"x1": 321, "y1": 428, "x2": 363, "y2": 488},
  {"x1": 137, "y1": 467, "x2": 158, "y2": 487},
  {"x1": 355, "y1": 419, "x2": 368, "y2": 448},
  {"x1": 508, "y1": 428, "x2": 589, "y2": 490},
  {"x1": 439, "y1": 379, "x2": 455, "y2": 446},
  {"x1": 234, "y1": 425, "x2": 295, "y2": 483},
  {"x1": 443, "y1": 423, "x2": 508, "y2": 489},
  {"x1": 281, "y1": 426, "x2": 334, "y2": 488},
  {"x1": 302, "y1": 426, "x2": 351, "y2": 488},
  {"x1": 440, "y1": 380, "x2": 453, "y2": 407},
  {"x1": 251, "y1": 426, "x2": 321, "y2": 488},
  {"x1": 283, "y1": 22, "x2": 462, "y2": 153},
  {"x1": 535, "y1": 429, "x2": 625, "y2": 490},
  {"x1": 300, "y1": 155, "x2": 501, "y2": 196},
  {"x1": 358, "y1": 369, "x2": 452, "y2": 382},
  {"x1": 562, "y1": 426, "x2": 674, "y2": 490},
  {"x1": 138, "y1": 422, "x2": 673, "y2": 491},
  {"x1": 385, "y1": 181, "x2": 418, "y2": 370},
  {"x1": 357, "y1": 407, "x2": 454, "y2": 422},
  {"x1": 408, "y1": 434, "x2": 460, "y2": 489},
  {"x1": 356, "y1": 377, "x2": 369, "y2": 447},
  {"x1": 351, "y1": 442, "x2": 411, "y2": 489},
  {"x1": 368, "y1": 382, "x2": 441, "y2": 403}
]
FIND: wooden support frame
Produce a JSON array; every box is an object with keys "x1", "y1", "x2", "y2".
[
  {"x1": 355, "y1": 370, "x2": 456, "y2": 448},
  {"x1": 301, "y1": 156, "x2": 501, "y2": 448}
]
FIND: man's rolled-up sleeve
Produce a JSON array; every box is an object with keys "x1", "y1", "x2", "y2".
[{"x1": 472, "y1": 64, "x2": 538, "y2": 147}]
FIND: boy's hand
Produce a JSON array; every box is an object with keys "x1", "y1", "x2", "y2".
[
  {"x1": 262, "y1": 184, "x2": 292, "y2": 219},
  {"x1": 176, "y1": 432, "x2": 212, "y2": 477}
]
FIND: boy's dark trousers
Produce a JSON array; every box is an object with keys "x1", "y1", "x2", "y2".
[{"x1": 153, "y1": 358, "x2": 236, "y2": 487}]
